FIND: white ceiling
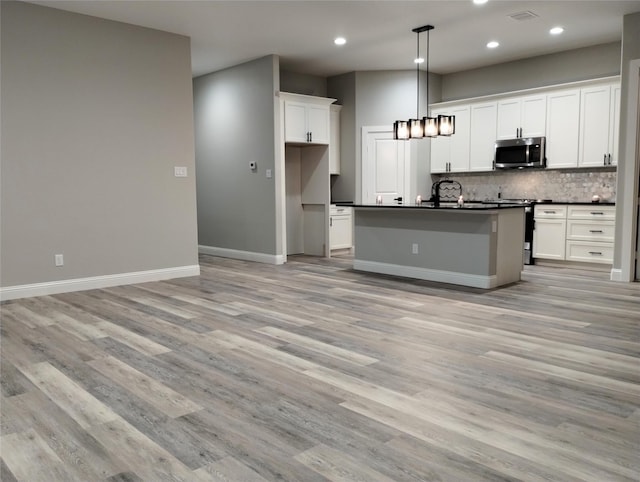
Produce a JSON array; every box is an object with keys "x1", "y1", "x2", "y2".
[{"x1": 28, "y1": 0, "x2": 640, "y2": 78}]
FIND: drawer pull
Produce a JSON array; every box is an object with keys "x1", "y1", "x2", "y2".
[
  {"x1": 588, "y1": 251, "x2": 603, "y2": 256},
  {"x1": 590, "y1": 212, "x2": 604, "y2": 215},
  {"x1": 543, "y1": 210, "x2": 556, "y2": 214},
  {"x1": 589, "y1": 230, "x2": 604, "y2": 233}
]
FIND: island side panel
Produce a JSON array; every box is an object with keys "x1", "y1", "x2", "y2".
[
  {"x1": 495, "y1": 208, "x2": 526, "y2": 286},
  {"x1": 353, "y1": 208, "x2": 496, "y2": 288}
]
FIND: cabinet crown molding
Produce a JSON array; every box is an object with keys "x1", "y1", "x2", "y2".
[
  {"x1": 432, "y1": 75, "x2": 620, "y2": 108},
  {"x1": 279, "y1": 91, "x2": 337, "y2": 106}
]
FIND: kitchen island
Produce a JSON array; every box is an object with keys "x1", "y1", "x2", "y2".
[{"x1": 346, "y1": 203, "x2": 526, "y2": 289}]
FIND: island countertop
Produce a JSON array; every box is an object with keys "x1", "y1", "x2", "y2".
[{"x1": 339, "y1": 202, "x2": 526, "y2": 210}]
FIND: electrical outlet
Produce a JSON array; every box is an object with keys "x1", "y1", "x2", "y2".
[
  {"x1": 411, "y1": 243, "x2": 419, "y2": 254},
  {"x1": 55, "y1": 254, "x2": 64, "y2": 266},
  {"x1": 174, "y1": 166, "x2": 188, "y2": 177}
]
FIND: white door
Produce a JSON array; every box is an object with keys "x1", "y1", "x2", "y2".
[{"x1": 362, "y1": 126, "x2": 410, "y2": 204}]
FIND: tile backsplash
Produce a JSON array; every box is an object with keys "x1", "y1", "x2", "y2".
[{"x1": 435, "y1": 168, "x2": 617, "y2": 202}]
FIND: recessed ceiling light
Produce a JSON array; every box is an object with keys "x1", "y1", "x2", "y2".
[
  {"x1": 334, "y1": 37, "x2": 346, "y2": 46},
  {"x1": 487, "y1": 41, "x2": 500, "y2": 49},
  {"x1": 549, "y1": 26, "x2": 564, "y2": 35},
  {"x1": 473, "y1": 0, "x2": 488, "y2": 4}
]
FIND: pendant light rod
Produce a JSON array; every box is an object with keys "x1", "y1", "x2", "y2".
[
  {"x1": 413, "y1": 27, "x2": 434, "y2": 123},
  {"x1": 394, "y1": 24, "x2": 455, "y2": 140}
]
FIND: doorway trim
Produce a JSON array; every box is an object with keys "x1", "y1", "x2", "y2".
[{"x1": 611, "y1": 59, "x2": 640, "y2": 282}]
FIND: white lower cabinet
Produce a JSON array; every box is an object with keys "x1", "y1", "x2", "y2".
[
  {"x1": 533, "y1": 205, "x2": 567, "y2": 260},
  {"x1": 534, "y1": 204, "x2": 615, "y2": 264},
  {"x1": 565, "y1": 205, "x2": 615, "y2": 264},
  {"x1": 330, "y1": 206, "x2": 353, "y2": 250}
]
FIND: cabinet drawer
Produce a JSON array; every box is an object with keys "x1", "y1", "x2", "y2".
[
  {"x1": 566, "y1": 220, "x2": 615, "y2": 242},
  {"x1": 567, "y1": 205, "x2": 615, "y2": 220},
  {"x1": 565, "y1": 241, "x2": 613, "y2": 264},
  {"x1": 534, "y1": 205, "x2": 567, "y2": 219},
  {"x1": 330, "y1": 206, "x2": 352, "y2": 216}
]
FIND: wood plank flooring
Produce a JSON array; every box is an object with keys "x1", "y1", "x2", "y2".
[{"x1": 1, "y1": 254, "x2": 639, "y2": 481}]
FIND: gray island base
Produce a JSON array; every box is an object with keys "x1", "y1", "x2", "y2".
[{"x1": 351, "y1": 205, "x2": 526, "y2": 289}]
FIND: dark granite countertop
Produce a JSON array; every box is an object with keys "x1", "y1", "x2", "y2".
[
  {"x1": 530, "y1": 201, "x2": 615, "y2": 205},
  {"x1": 338, "y1": 202, "x2": 527, "y2": 211}
]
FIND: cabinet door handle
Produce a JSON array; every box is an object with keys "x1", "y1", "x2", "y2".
[
  {"x1": 590, "y1": 212, "x2": 604, "y2": 215},
  {"x1": 608, "y1": 154, "x2": 612, "y2": 165},
  {"x1": 604, "y1": 154, "x2": 607, "y2": 166},
  {"x1": 330, "y1": 217, "x2": 333, "y2": 227},
  {"x1": 589, "y1": 229, "x2": 604, "y2": 233},
  {"x1": 588, "y1": 251, "x2": 603, "y2": 256},
  {"x1": 309, "y1": 132, "x2": 312, "y2": 142}
]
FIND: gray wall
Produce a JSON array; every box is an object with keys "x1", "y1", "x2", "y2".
[
  {"x1": 442, "y1": 42, "x2": 621, "y2": 101},
  {"x1": 194, "y1": 55, "x2": 279, "y2": 255},
  {"x1": 280, "y1": 71, "x2": 327, "y2": 97},
  {"x1": 328, "y1": 70, "x2": 441, "y2": 202},
  {"x1": 0, "y1": 1, "x2": 198, "y2": 287},
  {"x1": 328, "y1": 72, "x2": 356, "y2": 202}
]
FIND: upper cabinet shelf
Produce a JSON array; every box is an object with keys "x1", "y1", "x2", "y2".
[{"x1": 280, "y1": 92, "x2": 336, "y2": 145}]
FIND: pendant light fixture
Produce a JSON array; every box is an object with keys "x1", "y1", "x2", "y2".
[{"x1": 393, "y1": 25, "x2": 455, "y2": 139}]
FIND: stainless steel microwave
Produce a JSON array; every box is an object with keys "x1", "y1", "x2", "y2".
[{"x1": 494, "y1": 137, "x2": 546, "y2": 169}]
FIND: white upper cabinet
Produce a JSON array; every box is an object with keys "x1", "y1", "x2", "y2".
[
  {"x1": 429, "y1": 106, "x2": 470, "y2": 173},
  {"x1": 281, "y1": 92, "x2": 335, "y2": 145},
  {"x1": 448, "y1": 105, "x2": 471, "y2": 172},
  {"x1": 428, "y1": 77, "x2": 619, "y2": 174},
  {"x1": 610, "y1": 84, "x2": 621, "y2": 166},
  {"x1": 496, "y1": 94, "x2": 546, "y2": 139},
  {"x1": 329, "y1": 105, "x2": 342, "y2": 174},
  {"x1": 469, "y1": 101, "x2": 497, "y2": 171},
  {"x1": 579, "y1": 84, "x2": 620, "y2": 167},
  {"x1": 545, "y1": 89, "x2": 580, "y2": 168},
  {"x1": 579, "y1": 85, "x2": 611, "y2": 167}
]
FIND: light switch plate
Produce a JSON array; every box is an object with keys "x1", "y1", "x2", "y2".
[
  {"x1": 266, "y1": 169, "x2": 272, "y2": 179},
  {"x1": 174, "y1": 166, "x2": 188, "y2": 177}
]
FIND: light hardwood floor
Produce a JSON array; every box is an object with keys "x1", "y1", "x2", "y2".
[{"x1": 1, "y1": 254, "x2": 639, "y2": 481}]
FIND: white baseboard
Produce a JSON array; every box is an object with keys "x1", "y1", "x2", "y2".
[
  {"x1": 610, "y1": 268, "x2": 626, "y2": 282},
  {"x1": 0, "y1": 265, "x2": 200, "y2": 301},
  {"x1": 199, "y1": 245, "x2": 285, "y2": 265},
  {"x1": 353, "y1": 260, "x2": 497, "y2": 289}
]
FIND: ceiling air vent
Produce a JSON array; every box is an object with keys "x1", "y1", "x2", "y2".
[{"x1": 508, "y1": 11, "x2": 539, "y2": 21}]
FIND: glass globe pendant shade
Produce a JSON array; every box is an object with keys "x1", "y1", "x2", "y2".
[
  {"x1": 423, "y1": 116, "x2": 438, "y2": 137},
  {"x1": 438, "y1": 115, "x2": 455, "y2": 136},
  {"x1": 393, "y1": 120, "x2": 410, "y2": 140},
  {"x1": 409, "y1": 118, "x2": 424, "y2": 138}
]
